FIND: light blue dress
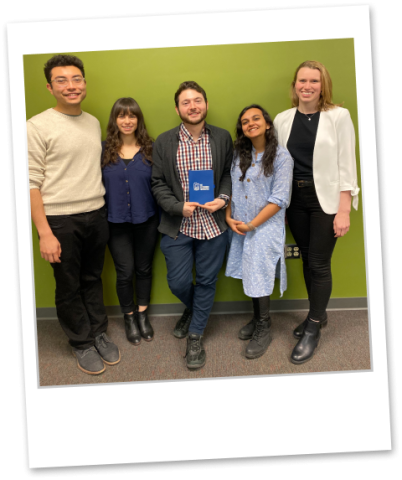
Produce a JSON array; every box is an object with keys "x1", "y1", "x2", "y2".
[{"x1": 225, "y1": 146, "x2": 293, "y2": 297}]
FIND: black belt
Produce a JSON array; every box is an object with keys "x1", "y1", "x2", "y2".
[{"x1": 293, "y1": 179, "x2": 314, "y2": 187}]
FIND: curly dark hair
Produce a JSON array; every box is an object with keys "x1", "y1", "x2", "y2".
[
  {"x1": 234, "y1": 104, "x2": 278, "y2": 182},
  {"x1": 102, "y1": 97, "x2": 153, "y2": 168},
  {"x1": 44, "y1": 54, "x2": 85, "y2": 83}
]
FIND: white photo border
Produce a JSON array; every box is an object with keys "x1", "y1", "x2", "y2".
[{"x1": 7, "y1": 5, "x2": 390, "y2": 469}]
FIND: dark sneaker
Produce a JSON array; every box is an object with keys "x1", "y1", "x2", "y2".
[
  {"x1": 173, "y1": 308, "x2": 192, "y2": 339},
  {"x1": 245, "y1": 318, "x2": 272, "y2": 359},
  {"x1": 94, "y1": 333, "x2": 121, "y2": 365},
  {"x1": 72, "y1": 346, "x2": 105, "y2": 375},
  {"x1": 185, "y1": 333, "x2": 206, "y2": 369},
  {"x1": 238, "y1": 316, "x2": 257, "y2": 340}
]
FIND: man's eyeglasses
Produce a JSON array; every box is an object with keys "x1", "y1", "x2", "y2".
[{"x1": 50, "y1": 77, "x2": 85, "y2": 86}]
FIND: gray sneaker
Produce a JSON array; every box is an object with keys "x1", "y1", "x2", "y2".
[
  {"x1": 94, "y1": 333, "x2": 121, "y2": 365},
  {"x1": 185, "y1": 333, "x2": 206, "y2": 369},
  {"x1": 72, "y1": 346, "x2": 105, "y2": 375}
]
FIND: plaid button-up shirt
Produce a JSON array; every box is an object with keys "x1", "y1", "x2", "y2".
[{"x1": 177, "y1": 123, "x2": 227, "y2": 239}]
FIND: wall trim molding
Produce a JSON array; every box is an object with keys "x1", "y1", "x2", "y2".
[{"x1": 36, "y1": 297, "x2": 368, "y2": 320}]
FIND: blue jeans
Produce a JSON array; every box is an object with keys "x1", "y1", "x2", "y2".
[
  {"x1": 47, "y1": 206, "x2": 109, "y2": 349},
  {"x1": 160, "y1": 231, "x2": 229, "y2": 335}
]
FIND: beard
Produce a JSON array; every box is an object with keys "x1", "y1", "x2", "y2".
[{"x1": 178, "y1": 108, "x2": 208, "y2": 126}]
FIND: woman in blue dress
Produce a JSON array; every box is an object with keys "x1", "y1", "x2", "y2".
[
  {"x1": 225, "y1": 104, "x2": 293, "y2": 359},
  {"x1": 102, "y1": 97, "x2": 158, "y2": 346}
]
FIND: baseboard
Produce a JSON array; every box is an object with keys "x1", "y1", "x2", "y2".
[{"x1": 36, "y1": 297, "x2": 367, "y2": 320}]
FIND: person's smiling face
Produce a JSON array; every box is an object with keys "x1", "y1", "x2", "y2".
[
  {"x1": 294, "y1": 67, "x2": 322, "y2": 111},
  {"x1": 46, "y1": 66, "x2": 87, "y2": 112},
  {"x1": 241, "y1": 107, "x2": 270, "y2": 141},
  {"x1": 116, "y1": 111, "x2": 138, "y2": 137},
  {"x1": 175, "y1": 89, "x2": 208, "y2": 126}
]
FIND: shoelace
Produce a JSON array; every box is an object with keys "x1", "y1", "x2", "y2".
[
  {"x1": 184, "y1": 337, "x2": 201, "y2": 358},
  {"x1": 178, "y1": 312, "x2": 191, "y2": 329},
  {"x1": 79, "y1": 346, "x2": 96, "y2": 357},
  {"x1": 251, "y1": 323, "x2": 266, "y2": 345},
  {"x1": 96, "y1": 334, "x2": 108, "y2": 349}
]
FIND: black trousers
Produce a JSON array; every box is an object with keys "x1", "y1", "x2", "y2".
[
  {"x1": 107, "y1": 214, "x2": 159, "y2": 313},
  {"x1": 286, "y1": 183, "x2": 337, "y2": 322},
  {"x1": 47, "y1": 206, "x2": 109, "y2": 350}
]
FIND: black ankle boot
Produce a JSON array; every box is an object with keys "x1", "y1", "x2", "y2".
[
  {"x1": 245, "y1": 317, "x2": 272, "y2": 359},
  {"x1": 293, "y1": 314, "x2": 328, "y2": 339},
  {"x1": 291, "y1": 318, "x2": 321, "y2": 364},
  {"x1": 245, "y1": 296, "x2": 272, "y2": 359},
  {"x1": 124, "y1": 313, "x2": 141, "y2": 346},
  {"x1": 138, "y1": 309, "x2": 154, "y2": 341},
  {"x1": 238, "y1": 298, "x2": 260, "y2": 340}
]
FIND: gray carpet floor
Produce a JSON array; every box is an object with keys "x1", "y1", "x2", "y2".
[{"x1": 37, "y1": 309, "x2": 370, "y2": 387}]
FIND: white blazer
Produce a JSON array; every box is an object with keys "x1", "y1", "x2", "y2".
[{"x1": 273, "y1": 106, "x2": 360, "y2": 214}]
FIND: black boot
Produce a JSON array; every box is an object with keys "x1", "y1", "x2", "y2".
[
  {"x1": 291, "y1": 318, "x2": 321, "y2": 364},
  {"x1": 238, "y1": 298, "x2": 260, "y2": 340},
  {"x1": 245, "y1": 296, "x2": 272, "y2": 359},
  {"x1": 138, "y1": 309, "x2": 154, "y2": 341},
  {"x1": 124, "y1": 313, "x2": 141, "y2": 346},
  {"x1": 293, "y1": 314, "x2": 328, "y2": 339}
]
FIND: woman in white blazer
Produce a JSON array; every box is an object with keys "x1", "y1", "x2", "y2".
[{"x1": 274, "y1": 60, "x2": 360, "y2": 365}]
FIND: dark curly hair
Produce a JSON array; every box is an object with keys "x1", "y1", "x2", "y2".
[
  {"x1": 44, "y1": 54, "x2": 85, "y2": 83},
  {"x1": 234, "y1": 104, "x2": 278, "y2": 182},
  {"x1": 102, "y1": 97, "x2": 153, "y2": 168}
]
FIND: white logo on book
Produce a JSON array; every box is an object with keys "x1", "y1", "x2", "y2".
[{"x1": 193, "y1": 182, "x2": 209, "y2": 191}]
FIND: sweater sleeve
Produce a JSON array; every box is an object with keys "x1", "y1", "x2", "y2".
[
  {"x1": 217, "y1": 131, "x2": 233, "y2": 198},
  {"x1": 151, "y1": 136, "x2": 184, "y2": 216},
  {"x1": 27, "y1": 121, "x2": 46, "y2": 190}
]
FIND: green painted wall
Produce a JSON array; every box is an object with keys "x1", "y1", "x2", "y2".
[{"x1": 24, "y1": 39, "x2": 366, "y2": 308}]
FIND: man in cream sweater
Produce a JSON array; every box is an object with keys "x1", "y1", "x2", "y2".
[{"x1": 27, "y1": 54, "x2": 120, "y2": 375}]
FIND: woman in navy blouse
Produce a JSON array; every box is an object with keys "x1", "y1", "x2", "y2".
[{"x1": 102, "y1": 97, "x2": 158, "y2": 345}]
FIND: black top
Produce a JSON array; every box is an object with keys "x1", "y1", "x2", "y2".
[{"x1": 287, "y1": 109, "x2": 320, "y2": 180}]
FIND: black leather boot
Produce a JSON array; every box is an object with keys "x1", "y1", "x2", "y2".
[
  {"x1": 291, "y1": 318, "x2": 321, "y2": 364},
  {"x1": 238, "y1": 298, "x2": 260, "y2": 340},
  {"x1": 245, "y1": 296, "x2": 272, "y2": 359},
  {"x1": 124, "y1": 313, "x2": 141, "y2": 346},
  {"x1": 138, "y1": 309, "x2": 154, "y2": 342},
  {"x1": 293, "y1": 314, "x2": 328, "y2": 339}
]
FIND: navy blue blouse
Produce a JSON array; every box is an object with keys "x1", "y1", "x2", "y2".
[{"x1": 102, "y1": 142, "x2": 157, "y2": 224}]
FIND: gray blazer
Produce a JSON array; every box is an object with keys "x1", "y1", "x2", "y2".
[{"x1": 151, "y1": 123, "x2": 233, "y2": 238}]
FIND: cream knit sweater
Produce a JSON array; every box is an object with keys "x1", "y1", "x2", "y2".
[{"x1": 27, "y1": 108, "x2": 105, "y2": 215}]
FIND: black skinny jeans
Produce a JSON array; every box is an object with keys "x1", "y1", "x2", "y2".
[
  {"x1": 286, "y1": 182, "x2": 337, "y2": 322},
  {"x1": 108, "y1": 214, "x2": 159, "y2": 313}
]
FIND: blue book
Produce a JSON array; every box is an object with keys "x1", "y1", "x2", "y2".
[{"x1": 188, "y1": 170, "x2": 215, "y2": 204}]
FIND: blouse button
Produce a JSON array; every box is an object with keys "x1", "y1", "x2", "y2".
[
  {"x1": 128, "y1": 204, "x2": 130, "y2": 206},
  {"x1": 245, "y1": 196, "x2": 248, "y2": 199},
  {"x1": 124, "y1": 168, "x2": 127, "y2": 171},
  {"x1": 252, "y1": 163, "x2": 255, "y2": 167},
  {"x1": 247, "y1": 178, "x2": 250, "y2": 182},
  {"x1": 126, "y1": 180, "x2": 128, "y2": 183}
]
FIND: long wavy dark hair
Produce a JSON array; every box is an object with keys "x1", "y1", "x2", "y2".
[
  {"x1": 102, "y1": 97, "x2": 153, "y2": 168},
  {"x1": 234, "y1": 104, "x2": 278, "y2": 182}
]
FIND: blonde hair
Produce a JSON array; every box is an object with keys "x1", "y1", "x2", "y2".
[{"x1": 291, "y1": 60, "x2": 343, "y2": 111}]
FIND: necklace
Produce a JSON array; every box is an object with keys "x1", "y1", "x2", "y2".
[{"x1": 300, "y1": 110, "x2": 318, "y2": 121}]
